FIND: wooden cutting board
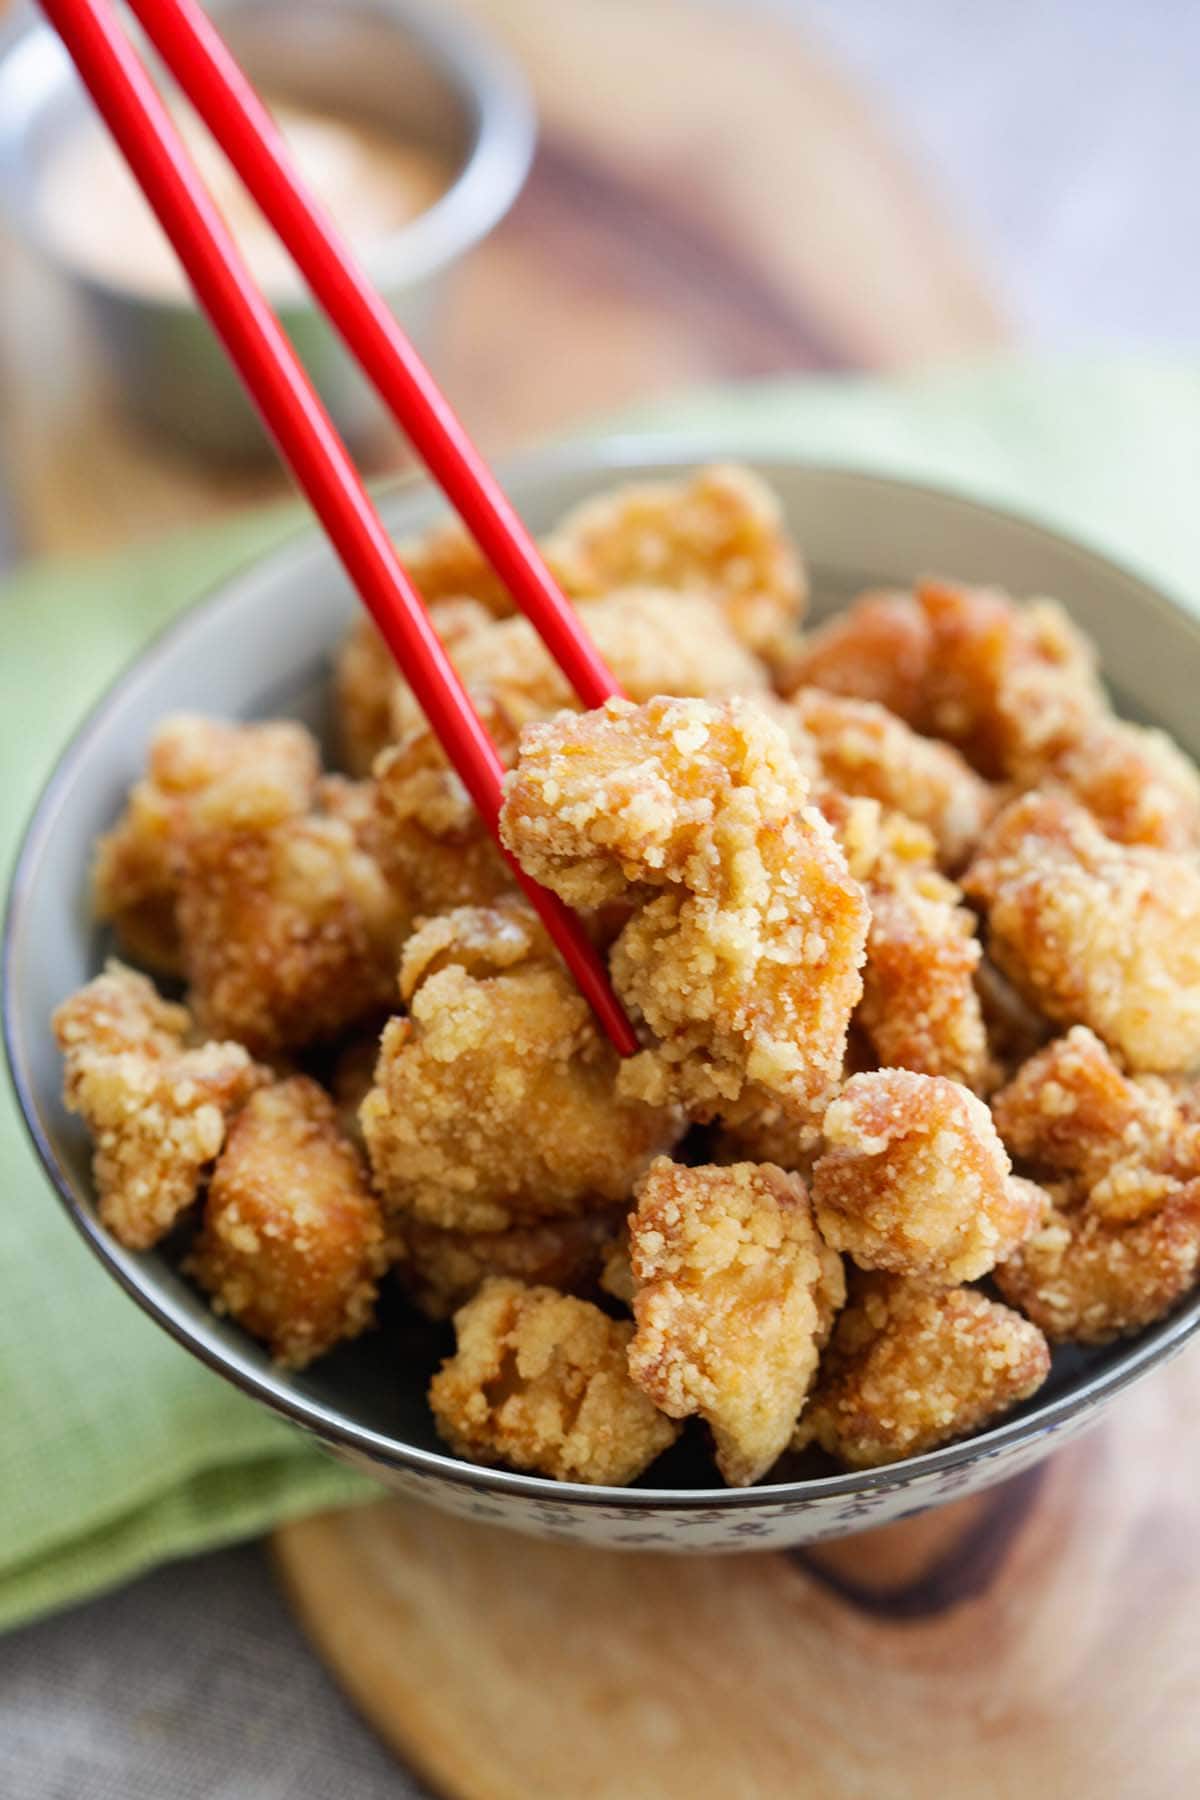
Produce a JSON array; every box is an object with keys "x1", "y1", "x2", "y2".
[{"x1": 276, "y1": 1351, "x2": 1200, "y2": 1800}]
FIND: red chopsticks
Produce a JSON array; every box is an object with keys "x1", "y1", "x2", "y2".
[{"x1": 40, "y1": 0, "x2": 638, "y2": 1056}]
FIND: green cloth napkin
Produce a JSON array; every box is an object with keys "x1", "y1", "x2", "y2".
[{"x1": 3, "y1": 354, "x2": 1200, "y2": 1632}]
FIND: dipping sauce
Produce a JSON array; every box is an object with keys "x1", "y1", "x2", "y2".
[{"x1": 37, "y1": 100, "x2": 451, "y2": 300}]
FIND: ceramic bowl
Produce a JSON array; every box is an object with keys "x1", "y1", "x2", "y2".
[{"x1": 8, "y1": 441, "x2": 1200, "y2": 1552}]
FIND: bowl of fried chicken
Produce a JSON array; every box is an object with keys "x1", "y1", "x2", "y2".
[{"x1": 8, "y1": 442, "x2": 1200, "y2": 1551}]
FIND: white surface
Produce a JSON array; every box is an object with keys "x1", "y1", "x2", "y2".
[
  {"x1": 5, "y1": 2, "x2": 1198, "y2": 1794},
  {"x1": 774, "y1": 0, "x2": 1200, "y2": 346}
]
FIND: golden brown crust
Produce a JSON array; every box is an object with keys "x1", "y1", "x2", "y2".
[
  {"x1": 990, "y1": 1027, "x2": 1197, "y2": 1220},
  {"x1": 53, "y1": 961, "x2": 266, "y2": 1250},
  {"x1": 794, "y1": 1277, "x2": 1050, "y2": 1468},
  {"x1": 177, "y1": 812, "x2": 404, "y2": 1054},
  {"x1": 389, "y1": 587, "x2": 771, "y2": 749},
  {"x1": 627, "y1": 1159, "x2": 844, "y2": 1485},
  {"x1": 914, "y1": 579, "x2": 1104, "y2": 779},
  {"x1": 812, "y1": 1070, "x2": 1040, "y2": 1285},
  {"x1": 502, "y1": 696, "x2": 869, "y2": 1118},
  {"x1": 93, "y1": 714, "x2": 319, "y2": 974},
  {"x1": 397, "y1": 1210, "x2": 623, "y2": 1321},
  {"x1": 369, "y1": 696, "x2": 519, "y2": 927},
  {"x1": 963, "y1": 791, "x2": 1200, "y2": 1072},
  {"x1": 545, "y1": 464, "x2": 806, "y2": 663},
  {"x1": 778, "y1": 590, "x2": 933, "y2": 720},
  {"x1": 188, "y1": 1076, "x2": 386, "y2": 1367},
  {"x1": 789, "y1": 687, "x2": 995, "y2": 869},
  {"x1": 360, "y1": 903, "x2": 683, "y2": 1233},
  {"x1": 856, "y1": 853, "x2": 991, "y2": 1092},
  {"x1": 428, "y1": 1278, "x2": 680, "y2": 1484},
  {"x1": 995, "y1": 1181, "x2": 1200, "y2": 1343},
  {"x1": 1027, "y1": 717, "x2": 1200, "y2": 852}
]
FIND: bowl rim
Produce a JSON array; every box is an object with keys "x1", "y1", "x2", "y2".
[
  {"x1": 7, "y1": 435, "x2": 1200, "y2": 1511},
  {"x1": 0, "y1": 0, "x2": 536, "y2": 311}
]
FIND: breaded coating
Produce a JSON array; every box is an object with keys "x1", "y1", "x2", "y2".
[
  {"x1": 397, "y1": 1210, "x2": 622, "y2": 1320},
  {"x1": 93, "y1": 714, "x2": 319, "y2": 972},
  {"x1": 785, "y1": 583, "x2": 1105, "y2": 785},
  {"x1": 360, "y1": 903, "x2": 683, "y2": 1232},
  {"x1": 822, "y1": 804, "x2": 990, "y2": 1090},
  {"x1": 627, "y1": 1159, "x2": 844, "y2": 1485},
  {"x1": 546, "y1": 464, "x2": 806, "y2": 662},
  {"x1": 1026, "y1": 716, "x2": 1200, "y2": 852},
  {"x1": 178, "y1": 810, "x2": 404, "y2": 1054},
  {"x1": 915, "y1": 579, "x2": 1104, "y2": 779},
  {"x1": 53, "y1": 961, "x2": 265, "y2": 1249},
  {"x1": 991, "y1": 1027, "x2": 1200, "y2": 1222},
  {"x1": 779, "y1": 590, "x2": 933, "y2": 721},
  {"x1": 709, "y1": 1080, "x2": 839, "y2": 1178},
  {"x1": 857, "y1": 827, "x2": 991, "y2": 1090},
  {"x1": 859, "y1": 886, "x2": 987, "y2": 1090},
  {"x1": 964, "y1": 791, "x2": 1200, "y2": 1072},
  {"x1": 334, "y1": 462, "x2": 802, "y2": 769},
  {"x1": 794, "y1": 1277, "x2": 1050, "y2": 1468},
  {"x1": 369, "y1": 693, "x2": 519, "y2": 927},
  {"x1": 389, "y1": 586, "x2": 770, "y2": 746},
  {"x1": 334, "y1": 617, "x2": 399, "y2": 778},
  {"x1": 995, "y1": 1181, "x2": 1200, "y2": 1343},
  {"x1": 188, "y1": 1077, "x2": 386, "y2": 1367},
  {"x1": 789, "y1": 687, "x2": 995, "y2": 868},
  {"x1": 501, "y1": 697, "x2": 869, "y2": 1117},
  {"x1": 813, "y1": 1070, "x2": 1040, "y2": 1285},
  {"x1": 429, "y1": 1278, "x2": 680, "y2": 1484}
]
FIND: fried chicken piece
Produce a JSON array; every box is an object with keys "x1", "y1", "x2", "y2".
[
  {"x1": 188, "y1": 1077, "x2": 386, "y2": 1367},
  {"x1": 991, "y1": 1027, "x2": 1200, "y2": 1222},
  {"x1": 388, "y1": 586, "x2": 770, "y2": 747},
  {"x1": 369, "y1": 693, "x2": 519, "y2": 927},
  {"x1": 334, "y1": 618, "x2": 398, "y2": 778},
  {"x1": 429, "y1": 1278, "x2": 680, "y2": 1484},
  {"x1": 857, "y1": 823, "x2": 992, "y2": 1090},
  {"x1": 785, "y1": 583, "x2": 1105, "y2": 784},
  {"x1": 177, "y1": 807, "x2": 404, "y2": 1055},
  {"x1": 812, "y1": 1070, "x2": 1040, "y2": 1285},
  {"x1": 915, "y1": 580, "x2": 1103, "y2": 779},
  {"x1": 397, "y1": 1210, "x2": 622, "y2": 1320},
  {"x1": 995, "y1": 1181, "x2": 1200, "y2": 1343},
  {"x1": 1027, "y1": 716, "x2": 1200, "y2": 852},
  {"x1": 360, "y1": 903, "x2": 683, "y2": 1233},
  {"x1": 53, "y1": 961, "x2": 266, "y2": 1250},
  {"x1": 778, "y1": 590, "x2": 933, "y2": 721},
  {"x1": 335, "y1": 462, "x2": 802, "y2": 769},
  {"x1": 93, "y1": 714, "x2": 319, "y2": 973},
  {"x1": 794, "y1": 1276, "x2": 1050, "y2": 1468},
  {"x1": 627, "y1": 1159, "x2": 844, "y2": 1485},
  {"x1": 501, "y1": 696, "x2": 869, "y2": 1118},
  {"x1": 789, "y1": 687, "x2": 995, "y2": 869},
  {"x1": 547, "y1": 464, "x2": 806, "y2": 662},
  {"x1": 963, "y1": 791, "x2": 1200, "y2": 1072}
]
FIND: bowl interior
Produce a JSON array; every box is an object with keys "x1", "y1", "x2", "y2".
[{"x1": 9, "y1": 444, "x2": 1200, "y2": 1500}]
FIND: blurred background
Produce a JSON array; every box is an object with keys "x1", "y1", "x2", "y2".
[
  {"x1": 1, "y1": 0, "x2": 1196, "y2": 566},
  {"x1": 2, "y1": 1, "x2": 1198, "y2": 1795}
]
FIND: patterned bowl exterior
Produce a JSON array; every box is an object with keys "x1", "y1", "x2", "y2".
[{"x1": 8, "y1": 440, "x2": 1200, "y2": 1550}]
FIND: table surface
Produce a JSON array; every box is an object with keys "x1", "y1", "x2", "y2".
[{"x1": 4, "y1": 2, "x2": 1199, "y2": 1795}]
